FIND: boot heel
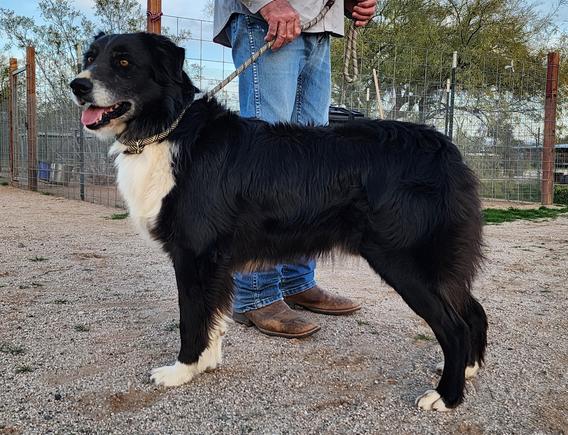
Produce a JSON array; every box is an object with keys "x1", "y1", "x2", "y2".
[{"x1": 232, "y1": 311, "x2": 253, "y2": 326}]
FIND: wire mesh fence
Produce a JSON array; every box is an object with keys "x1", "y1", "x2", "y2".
[
  {"x1": 0, "y1": 16, "x2": 563, "y2": 208},
  {"x1": 331, "y1": 42, "x2": 548, "y2": 202},
  {"x1": 0, "y1": 85, "x2": 11, "y2": 181},
  {"x1": 35, "y1": 74, "x2": 121, "y2": 207},
  {"x1": 163, "y1": 14, "x2": 240, "y2": 111}
]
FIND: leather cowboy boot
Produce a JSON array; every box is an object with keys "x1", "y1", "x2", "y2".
[
  {"x1": 284, "y1": 285, "x2": 361, "y2": 315},
  {"x1": 233, "y1": 300, "x2": 320, "y2": 338}
]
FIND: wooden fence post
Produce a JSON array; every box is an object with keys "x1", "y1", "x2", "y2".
[
  {"x1": 542, "y1": 52, "x2": 560, "y2": 206},
  {"x1": 8, "y1": 58, "x2": 17, "y2": 186},
  {"x1": 147, "y1": 0, "x2": 162, "y2": 34},
  {"x1": 26, "y1": 46, "x2": 38, "y2": 191}
]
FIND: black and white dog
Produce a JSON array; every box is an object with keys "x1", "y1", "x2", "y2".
[{"x1": 70, "y1": 32, "x2": 487, "y2": 411}]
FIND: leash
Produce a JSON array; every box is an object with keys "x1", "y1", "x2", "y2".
[
  {"x1": 343, "y1": 22, "x2": 359, "y2": 83},
  {"x1": 119, "y1": 0, "x2": 346, "y2": 154}
]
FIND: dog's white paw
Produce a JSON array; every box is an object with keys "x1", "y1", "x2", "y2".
[
  {"x1": 151, "y1": 320, "x2": 226, "y2": 387},
  {"x1": 415, "y1": 390, "x2": 450, "y2": 411},
  {"x1": 150, "y1": 361, "x2": 199, "y2": 386},
  {"x1": 197, "y1": 334, "x2": 223, "y2": 372},
  {"x1": 436, "y1": 361, "x2": 480, "y2": 379}
]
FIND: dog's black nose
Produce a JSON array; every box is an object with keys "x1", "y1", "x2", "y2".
[{"x1": 70, "y1": 78, "x2": 93, "y2": 97}]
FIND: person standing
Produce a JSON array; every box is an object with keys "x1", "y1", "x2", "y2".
[{"x1": 213, "y1": 0, "x2": 377, "y2": 338}]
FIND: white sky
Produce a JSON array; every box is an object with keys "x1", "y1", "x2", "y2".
[{"x1": 0, "y1": 0, "x2": 212, "y2": 21}]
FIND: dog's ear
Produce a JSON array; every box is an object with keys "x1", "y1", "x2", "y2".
[
  {"x1": 181, "y1": 70, "x2": 201, "y2": 101},
  {"x1": 94, "y1": 31, "x2": 105, "y2": 41},
  {"x1": 147, "y1": 33, "x2": 186, "y2": 86}
]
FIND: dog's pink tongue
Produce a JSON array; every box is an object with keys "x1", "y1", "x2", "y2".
[{"x1": 81, "y1": 106, "x2": 106, "y2": 126}]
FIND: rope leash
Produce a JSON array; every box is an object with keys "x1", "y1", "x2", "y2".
[
  {"x1": 343, "y1": 22, "x2": 359, "y2": 83},
  {"x1": 120, "y1": 0, "x2": 350, "y2": 153}
]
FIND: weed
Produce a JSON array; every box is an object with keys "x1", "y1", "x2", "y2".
[
  {"x1": 74, "y1": 324, "x2": 90, "y2": 332},
  {"x1": 15, "y1": 365, "x2": 33, "y2": 374},
  {"x1": 0, "y1": 343, "x2": 25, "y2": 355},
  {"x1": 1, "y1": 181, "x2": 8, "y2": 186},
  {"x1": 164, "y1": 321, "x2": 179, "y2": 332},
  {"x1": 414, "y1": 333, "x2": 434, "y2": 341},
  {"x1": 29, "y1": 256, "x2": 48, "y2": 262},
  {"x1": 53, "y1": 299, "x2": 68, "y2": 304}
]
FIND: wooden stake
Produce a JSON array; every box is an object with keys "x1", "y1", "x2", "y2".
[{"x1": 372, "y1": 68, "x2": 384, "y2": 119}]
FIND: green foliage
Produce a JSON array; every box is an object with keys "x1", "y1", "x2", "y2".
[
  {"x1": 331, "y1": 0, "x2": 562, "y2": 123},
  {"x1": 94, "y1": 0, "x2": 144, "y2": 33},
  {"x1": 554, "y1": 185, "x2": 568, "y2": 205},
  {"x1": 483, "y1": 206, "x2": 568, "y2": 224}
]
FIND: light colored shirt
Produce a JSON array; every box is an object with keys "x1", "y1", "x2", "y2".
[{"x1": 213, "y1": 0, "x2": 345, "y2": 47}]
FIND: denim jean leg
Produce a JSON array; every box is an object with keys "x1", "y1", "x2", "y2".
[
  {"x1": 279, "y1": 35, "x2": 332, "y2": 297},
  {"x1": 228, "y1": 14, "x2": 307, "y2": 312},
  {"x1": 233, "y1": 269, "x2": 283, "y2": 313},
  {"x1": 292, "y1": 33, "x2": 331, "y2": 126},
  {"x1": 229, "y1": 14, "x2": 304, "y2": 121},
  {"x1": 280, "y1": 260, "x2": 317, "y2": 297}
]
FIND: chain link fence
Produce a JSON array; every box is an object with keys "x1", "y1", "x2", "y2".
[{"x1": 0, "y1": 16, "x2": 563, "y2": 208}]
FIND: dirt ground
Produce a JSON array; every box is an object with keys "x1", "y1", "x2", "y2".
[{"x1": 0, "y1": 186, "x2": 567, "y2": 434}]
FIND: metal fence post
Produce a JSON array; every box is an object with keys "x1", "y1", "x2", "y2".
[
  {"x1": 541, "y1": 52, "x2": 560, "y2": 206},
  {"x1": 8, "y1": 58, "x2": 17, "y2": 186},
  {"x1": 76, "y1": 42, "x2": 85, "y2": 200},
  {"x1": 26, "y1": 46, "x2": 38, "y2": 191},
  {"x1": 147, "y1": 0, "x2": 162, "y2": 34}
]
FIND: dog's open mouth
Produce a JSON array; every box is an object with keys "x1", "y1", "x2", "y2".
[{"x1": 81, "y1": 102, "x2": 131, "y2": 130}]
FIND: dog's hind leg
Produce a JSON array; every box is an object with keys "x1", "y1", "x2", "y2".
[
  {"x1": 360, "y1": 245, "x2": 470, "y2": 411},
  {"x1": 150, "y1": 248, "x2": 233, "y2": 387}
]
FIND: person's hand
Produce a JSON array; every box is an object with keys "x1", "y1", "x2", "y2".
[
  {"x1": 259, "y1": 0, "x2": 301, "y2": 50},
  {"x1": 345, "y1": 0, "x2": 377, "y2": 27}
]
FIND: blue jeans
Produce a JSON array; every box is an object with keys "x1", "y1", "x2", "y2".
[{"x1": 227, "y1": 14, "x2": 331, "y2": 313}]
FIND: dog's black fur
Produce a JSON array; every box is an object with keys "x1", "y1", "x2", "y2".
[{"x1": 71, "y1": 33, "x2": 487, "y2": 409}]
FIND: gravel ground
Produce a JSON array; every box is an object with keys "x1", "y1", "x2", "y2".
[{"x1": 0, "y1": 186, "x2": 567, "y2": 434}]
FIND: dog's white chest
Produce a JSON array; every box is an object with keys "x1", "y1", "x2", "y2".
[{"x1": 111, "y1": 141, "x2": 175, "y2": 237}]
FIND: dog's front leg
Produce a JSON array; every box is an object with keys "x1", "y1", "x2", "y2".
[{"x1": 151, "y1": 249, "x2": 231, "y2": 387}]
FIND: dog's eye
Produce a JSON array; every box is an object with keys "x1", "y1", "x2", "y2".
[
  {"x1": 86, "y1": 56, "x2": 94, "y2": 64},
  {"x1": 119, "y1": 59, "x2": 129, "y2": 67}
]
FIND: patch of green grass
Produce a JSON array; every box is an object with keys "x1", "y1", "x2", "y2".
[
  {"x1": 15, "y1": 365, "x2": 33, "y2": 374},
  {"x1": 29, "y1": 256, "x2": 48, "y2": 262},
  {"x1": 109, "y1": 212, "x2": 129, "y2": 220},
  {"x1": 1, "y1": 181, "x2": 9, "y2": 186},
  {"x1": 41, "y1": 191, "x2": 53, "y2": 196},
  {"x1": 53, "y1": 298, "x2": 69, "y2": 304},
  {"x1": 0, "y1": 343, "x2": 25, "y2": 355},
  {"x1": 414, "y1": 333, "x2": 434, "y2": 342},
  {"x1": 74, "y1": 324, "x2": 90, "y2": 332},
  {"x1": 356, "y1": 319, "x2": 370, "y2": 326},
  {"x1": 483, "y1": 206, "x2": 568, "y2": 225}
]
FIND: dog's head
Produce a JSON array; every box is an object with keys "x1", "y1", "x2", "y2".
[{"x1": 70, "y1": 32, "x2": 198, "y2": 141}]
